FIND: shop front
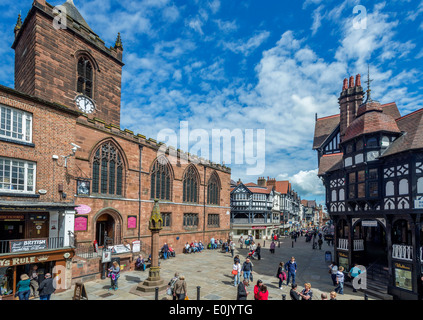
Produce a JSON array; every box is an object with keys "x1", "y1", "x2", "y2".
[{"x1": 0, "y1": 248, "x2": 75, "y2": 299}]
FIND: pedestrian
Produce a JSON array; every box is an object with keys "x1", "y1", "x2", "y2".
[
  {"x1": 321, "y1": 292, "x2": 328, "y2": 300},
  {"x1": 232, "y1": 260, "x2": 242, "y2": 287},
  {"x1": 161, "y1": 242, "x2": 169, "y2": 259},
  {"x1": 253, "y1": 279, "x2": 263, "y2": 300},
  {"x1": 284, "y1": 256, "x2": 297, "y2": 286},
  {"x1": 29, "y1": 265, "x2": 39, "y2": 298},
  {"x1": 239, "y1": 236, "x2": 244, "y2": 249},
  {"x1": 258, "y1": 284, "x2": 269, "y2": 300},
  {"x1": 330, "y1": 291, "x2": 337, "y2": 300},
  {"x1": 299, "y1": 283, "x2": 313, "y2": 300},
  {"x1": 270, "y1": 241, "x2": 276, "y2": 254},
  {"x1": 256, "y1": 243, "x2": 261, "y2": 260},
  {"x1": 348, "y1": 263, "x2": 362, "y2": 292},
  {"x1": 135, "y1": 254, "x2": 146, "y2": 271},
  {"x1": 328, "y1": 261, "x2": 338, "y2": 286},
  {"x1": 167, "y1": 272, "x2": 179, "y2": 300},
  {"x1": 318, "y1": 238, "x2": 323, "y2": 250},
  {"x1": 241, "y1": 258, "x2": 253, "y2": 282},
  {"x1": 38, "y1": 273, "x2": 55, "y2": 300},
  {"x1": 289, "y1": 283, "x2": 301, "y2": 300},
  {"x1": 108, "y1": 260, "x2": 120, "y2": 291},
  {"x1": 237, "y1": 279, "x2": 249, "y2": 300},
  {"x1": 230, "y1": 240, "x2": 235, "y2": 258},
  {"x1": 174, "y1": 275, "x2": 188, "y2": 300},
  {"x1": 335, "y1": 266, "x2": 345, "y2": 295},
  {"x1": 276, "y1": 262, "x2": 286, "y2": 289},
  {"x1": 16, "y1": 274, "x2": 31, "y2": 300}
]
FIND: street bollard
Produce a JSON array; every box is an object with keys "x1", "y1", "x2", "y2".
[
  {"x1": 197, "y1": 286, "x2": 201, "y2": 300},
  {"x1": 292, "y1": 241, "x2": 294, "y2": 248},
  {"x1": 282, "y1": 294, "x2": 286, "y2": 300},
  {"x1": 364, "y1": 293, "x2": 368, "y2": 300},
  {"x1": 263, "y1": 240, "x2": 266, "y2": 247},
  {"x1": 155, "y1": 287, "x2": 159, "y2": 300},
  {"x1": 278, "y1": 241, "x2": 281, "y2": 248}
]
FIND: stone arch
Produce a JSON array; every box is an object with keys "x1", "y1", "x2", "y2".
[{"x1": 93, "y1": 207, "x2": 124, "y2": 246}]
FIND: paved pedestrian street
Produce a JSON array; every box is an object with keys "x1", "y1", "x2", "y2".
[{"x1": 50, "y1": 236, "x2": 375, "y2": 301}]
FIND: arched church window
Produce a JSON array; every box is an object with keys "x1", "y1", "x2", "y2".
[
  {"x1": 183, "y1": 165, "x2": 199, "y2": 203},
  {"x1": 92, "y1": 141, "x2": 124, "y2": 195},
  {"x1": 150, "y1": 157, "x2": 172, "y2": 201}
]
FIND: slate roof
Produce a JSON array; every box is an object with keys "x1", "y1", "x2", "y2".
[
  {"x1": 317, "y1": 152, "x2": 343, "y2": 176},
  {"x1": 313, "y1": 102, "x2": 401, "y2": 150},
  {"x1": 380, "y1": 108, "x2": 423, "y2": 158},
  {"x1": 343, "y1": 101, "x2": 401, "y2": 143},
  {"x1": 313, "y1": 114, "x2": 340, "y2": 150},
  {"x1": 61, "y1": 0, "x2": 95, "y2": 34}
]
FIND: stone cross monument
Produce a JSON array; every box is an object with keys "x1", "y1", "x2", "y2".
[{"x1": 136, "y1": 199, "x2": 167, "y2": 293}]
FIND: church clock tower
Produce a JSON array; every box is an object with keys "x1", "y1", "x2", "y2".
[{"x1": 12, "y1": 0, "x2": 124, "y2": 126}]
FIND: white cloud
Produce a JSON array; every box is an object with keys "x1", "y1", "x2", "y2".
[
  {"x1": 222, "y1": 30, "x2": 270, "y2": 56},
  {"x1": 311, "y1": 5, "x2": 325, "y2": 36}
]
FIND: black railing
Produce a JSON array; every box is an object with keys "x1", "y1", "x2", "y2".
[{"x1": 0, "y1": 237, "x2": 66, "y2": 254}]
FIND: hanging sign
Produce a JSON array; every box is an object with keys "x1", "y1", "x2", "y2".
[
  {"x1": 75, "y1": 204, "x2": 91, "y2": 214},
  {"x1": 362, "y1": 220, "x2": 378, "y2": 227}
]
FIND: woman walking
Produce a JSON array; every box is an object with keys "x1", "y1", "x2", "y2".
[
  {"x1": 276, "y1": 262, "x2": 286, "y2": 289},
  {"x1": 258, "y1": 284, "x2": 269, "y2": 300},
  {"x1": 108, "y1": 260, "x2": 120, "y2": 291},
  {"x1": 253, "y1": 279, "x2": 263, "y2": 300},
  {"x1": 174, "y1": 275, "x2": 188, "y2": 300},
  {"x1": 16, "y1": 274, "x2": 31, "y2": 300},
  {"x1": 232, "y1": 260, "x2": 242, "y2": 287}
]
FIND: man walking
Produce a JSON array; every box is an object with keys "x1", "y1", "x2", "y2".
[
  {"x1": 29, "y1": 265, "x2": 39, "y2": 298},
  {"x1": 237, "y1": 279, "x2": 249, "y2": 300},
  {"x1": 284, "y1": 257, "x2": 297, "y2": 286},
  {"x1": 241, "y1": 258, "x2": 253, "y2": 282},
  {"x1": 335, "y1": 266, "x2": 345, "y2": 295},
  {"x1": 38, "y1": 273, "x2": 55, "y2": 300}
]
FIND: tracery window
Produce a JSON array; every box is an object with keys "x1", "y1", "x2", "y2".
[
  {"x1": 92, "y1": 141, "x2": 124, "y2": 195},
  {"x1": 150, "y1": 157, "x2": 172, "y2": 200},
  {"x1": 183, "y1": 165, "x2": 199, "y2": 203},
  {"x1": 207, "y1": 172, "x2": 220, "y2": 205}
]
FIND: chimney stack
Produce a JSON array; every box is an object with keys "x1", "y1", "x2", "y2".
[
  {"x1": 257, "y1": 177, "x2": 266, "y2": 187},
  {"x1": 349, "y1": 76, "x2": 354, "y2": 88}
]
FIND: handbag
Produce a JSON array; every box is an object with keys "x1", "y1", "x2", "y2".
[
  {"x1": 184, "y1": 295, "x2": 189, "y2": 300},
  {"x1": 232, "y1": 270, "x2": 238, "y2": 275}
]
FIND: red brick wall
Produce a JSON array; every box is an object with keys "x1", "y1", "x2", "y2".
[
  {"x1": 13, "y1": 7, "x2": 123, "y2": 126},
  {"x1": 0, "y1": 89, "x2": 78, "y2": 204},
  {"x1": 73, "y1": 119, "x2": 231, "y2": 254}
]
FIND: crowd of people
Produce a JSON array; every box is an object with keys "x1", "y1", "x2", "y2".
[{"x1": 15, "y1": 265, "x2": 57, "y2": 300}]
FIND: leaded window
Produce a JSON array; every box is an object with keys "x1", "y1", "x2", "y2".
[
  {"x1": 77, "y1": 57, "x2": 93, "y2": 98},
  {"x1": 0, "y1": 105, "x2": 32, "y2": 143},
  {"x1": 92, "y1": 141, "x2": 124, "y2": 196},
  {"x1": 183, "y1": 165, "x2": 199, "y2": 203},
  {"x1": 150, "y1": 157, "x2": 172, "y2": 200},
  {"x1": 0, "y1": 157, "x2": 35, "y2": 193},
  {"x1": 207, "y1": 172, "x2": 220, "y2": 205}
]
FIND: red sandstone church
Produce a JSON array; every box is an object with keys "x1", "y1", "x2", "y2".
[{"x1": 0, "y1": 0, "x2": 231, "y2": 297}]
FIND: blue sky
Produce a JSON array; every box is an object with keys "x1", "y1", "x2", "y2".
[{"x1": 1, "y1": 0, "x2": 423, "y2": 206}]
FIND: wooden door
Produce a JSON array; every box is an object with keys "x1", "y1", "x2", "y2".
[{"x1": 28, "y1": 219, "x2": 49, "y2": 239}]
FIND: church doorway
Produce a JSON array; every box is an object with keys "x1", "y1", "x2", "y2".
[{"x1": 95, "y1": 213, "x2": 115, "y2": 247}]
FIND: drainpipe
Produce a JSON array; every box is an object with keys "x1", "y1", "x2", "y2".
[
  {"x1": 138, "y1": 145, "x2": 143, "y2": 241},
  {"x1": 203, "y1": 165, "x2": 206, "y2": 242}
]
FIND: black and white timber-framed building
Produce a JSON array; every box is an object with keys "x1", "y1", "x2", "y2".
[{"x1": 314, "y1": 73, "x2": 423, "y2": 300}]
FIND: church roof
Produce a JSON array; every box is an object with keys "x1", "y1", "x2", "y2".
[{"x1": 61, "y1": 0, "x2": 95, "y2": 34}]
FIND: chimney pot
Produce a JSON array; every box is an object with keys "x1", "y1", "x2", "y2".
[
  {"x1": 349, "y1": 76, "x2": 354, "y2": 88},
  {"x1": 342, "y1": 78, "x2": 348, "y2": 90},
  {"x1": 356, "y1": 74, "x2": 361, "y2": 87}
]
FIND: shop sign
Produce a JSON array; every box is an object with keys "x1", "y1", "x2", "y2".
[
  {"x1": 75, "y1": 204, "x2": 91, "y2": 214},
  {"x1": 10, "y1": 239, "x2": 48, "y2": 253},
  {"x1": 252, "y1": 226, "x2": 266, "y2": 229},
  {"x1": 362, "y1": 220, "x2": 378, "y2": 227},
  {"x1": 338, "y1": 252, "x2": 348, "y2": 258},
  {"x1": 0, "y1": 255, "x2": 51, "y2": 267},
  {"x1": 394, "y1": 262, "x2": 411, "y2": 271}
]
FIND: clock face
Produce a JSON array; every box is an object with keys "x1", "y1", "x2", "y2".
[{"x1": 75, "y1": 95, "x2": 95, "y2": 114}]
